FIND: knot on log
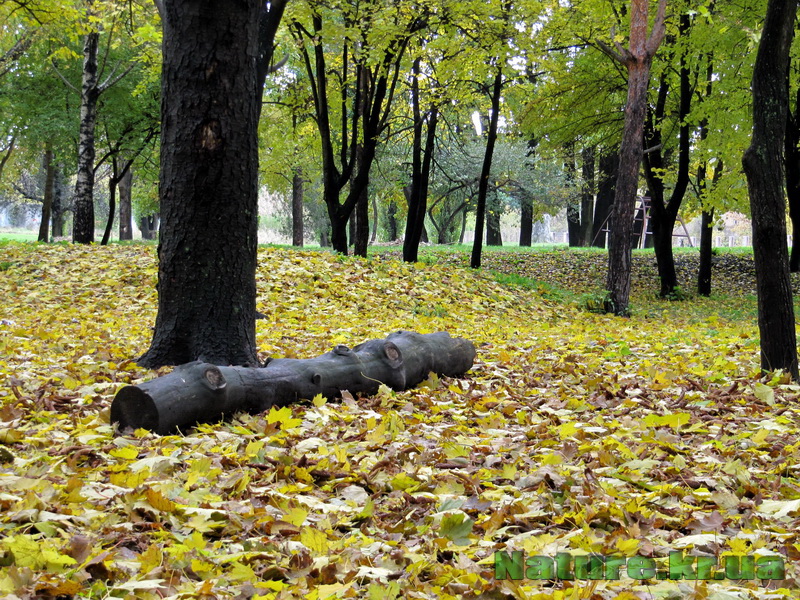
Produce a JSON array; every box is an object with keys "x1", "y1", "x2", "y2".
[{"x1": 111, "y1": 331, "x2": 476, "y2": 435}]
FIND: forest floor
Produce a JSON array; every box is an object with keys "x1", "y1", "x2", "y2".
[{"x1": 0, "y1": 241, "x2": 799, "y2": 600}]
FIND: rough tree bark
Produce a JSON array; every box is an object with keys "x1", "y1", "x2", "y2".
[
  {"x1": 742, "y1": 0, "x2": 798, "y2": 380},
  {"x1": 599, "y1": 0, "x2": 667, "y2": 315},
  {"x1": 138, "y1": 0, "x2": 261, "y2": 368},
  {"x1": 113, "y1": 331, "x2": 476, "y2": 435},
  {"x1": 471, "y1": 68, "x2": 503, "y2": 269}
]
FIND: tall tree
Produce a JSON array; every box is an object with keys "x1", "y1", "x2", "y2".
[
  {"x1": 471, "y1": 67, "x2": 503, "y2": 268},
  {"x1": 138, "y1": 0, "x2": 262, "y2": 368},
  {"x1": 403, "y1": 56, "x2": 439, "y2": 263},
  {"x1": 60, "y1": 4, "x2": 136, "y2": 244},
  {"x1": 289, "y1": 0, "x2": 423, "y2": 255},
  {"x1": 599, "y1": 0, "x2": 666, "y2": 315},
  {"x1": 642, "y1": 12, "x2": 692, "y2": 297},
  {"x1": 742, "y1": 0, "x2": 798, "y2": 380}
]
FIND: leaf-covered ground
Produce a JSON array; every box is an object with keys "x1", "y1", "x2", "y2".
[{"x1": 1, "y1": 242, "x2": 799, "y2": 600}]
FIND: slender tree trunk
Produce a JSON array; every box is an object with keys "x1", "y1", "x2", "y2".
[
  {"x1": 403, "y1": 57, "x2": 438, "y2": 262},
  {"x1": 697, "y1": 207, "x2": 714, "y2": 296},
  {"x1": 72, "y1": 31, "x2": 100, "y2": 244},
  {"x1": 565, "y1": 144, "x2": 581, "y2": 247},
  {"x1": 519, "y1": 194, "x2": 533, "y2": 246},
  {"x1": 292, "y1": 168, "x2": 304, "y2": 247},
  {"x1": 387, "y1": 200, "x2": 398, "y2": 241},
  {"x1": 139, "y1": 0, "x2": 261, "y2": 368},
  {"x1": 579, "y1": 145, "x2": 595, "y2": 246},
  {"x1": 348, "y1": 211, "x2": 356, "y2": 248},
  {"x1": 471, "y1": 68, "x2": 503, "y2": 269},
  {"x1": 520, "y1": 137, "x2": 536, "y2": 246},
  {"x1": 353, "y1": 145, "x2": 369, "y2": 257},
  {"x1": 592, "y1": 150, "x2": 617, "y2": 248},
  {"x1": 38, "y1": 144, "x2": 55, "y2": 243},
  {"x1": 119, "y1": 168, "x2": 133, "y2": 240},
  {"x1": 696, "y1": 55, "x2": 718, "y2": 295},
  {"x1": 645, "y1": 13, "x2": 692, "y2": 297},
  {"x1": 742, "y1": 0, "x2": 798, "y2": 380},
  {"x1": 51, "y1": 165, "x2": 65, "y2": 239},
  {"x1": 603, "y1": 0, "x2": 666, "y2": 315},
  {"x1": 101, "y1": 160, "x2": 118, "y2": 246},
  {"x1": 370, "y1": 195, "x2": 378, "y2": 244}
]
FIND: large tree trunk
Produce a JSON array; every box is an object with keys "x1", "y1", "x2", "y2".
[
  {"x1": 139, "y1": 215, "x2": 159, "y2": 240},
  {"x1": 742, "y1": 0, "x2": 798, "y2": 380},
  {"x1": 72, "y1": 31, "x2": 100, "y2": 244},
  {"x1": 114, "y1": 331, "x2": 476, "y2": 435},
  {"x1": 603, "y1": 0, "x2": 666, "y2": 315},
  {"x1": 139, "y1": 0, "x2": 261, "y2": 369},
  {"x1": 119, "y1": 168, "x2": 133, "y2": 241},
  {"x1": 486, "y1": 200, "x2": 503, "y2": 246},
  {"x1": 38, "y1": 144, "x2": 55, "y2": 243},
  {"x1": 471, "y1": 68, "x2": 503, "y2": 269},
  {"x1": 292, "y1": 168, "x2": 304, "y2": 247}
]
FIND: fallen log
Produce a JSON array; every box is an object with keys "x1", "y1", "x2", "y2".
[{"x1": 111, "y1": 331, "x2": 476, "y2": 435}]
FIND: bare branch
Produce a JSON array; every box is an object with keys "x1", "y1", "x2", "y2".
[
  {"x1": 99, "y1": 62, "x2": 135, "y2": 92},
  {"x1": 595, "y1": 39, "x2": 629, "y2": 64},
  {"x1": 50, "y1": 60, "x2": 79, "y2": 93}
]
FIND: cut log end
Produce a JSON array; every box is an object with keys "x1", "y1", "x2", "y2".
[{"x1": 110, "y1": 385, "x2": 160, "y2": 433}]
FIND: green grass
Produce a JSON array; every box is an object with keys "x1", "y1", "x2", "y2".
[{"x1": 0, "y1": 230, "x2": 38, "y2": 242}]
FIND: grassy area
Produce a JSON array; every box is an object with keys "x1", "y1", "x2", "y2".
[{"x1": 0, "y1": 229, "x2": 39, "y2": 242}]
